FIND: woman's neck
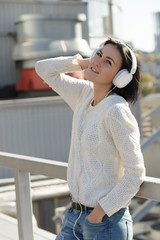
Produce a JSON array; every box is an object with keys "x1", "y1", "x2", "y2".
[{"x1": 92, "y1": 84, "x2": 112, "y2": 106}]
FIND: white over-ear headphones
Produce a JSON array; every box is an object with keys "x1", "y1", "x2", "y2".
[{"x1": 91, "y1": 40, "x2": 137, "y2": 88}]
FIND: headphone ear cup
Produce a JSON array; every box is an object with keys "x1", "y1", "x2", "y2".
[{"x1": 113, "y1": 69, "x2": 133, "y2": 88}]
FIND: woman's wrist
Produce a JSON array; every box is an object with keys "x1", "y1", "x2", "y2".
[
  {"x1": 95, "y1": 204, "x2": 106, "y2": 218},
  {"x1": 77, "y1": 58, "x2": 90, "y2": 70}
]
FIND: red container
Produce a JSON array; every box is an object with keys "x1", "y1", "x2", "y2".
[{"x1": 16, "y1": 69, "x2": 85, "y2": 91}]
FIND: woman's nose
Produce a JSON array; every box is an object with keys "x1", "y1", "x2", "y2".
[{"x1": 92, "y1": 56, "x2": 101, "y2": 67}]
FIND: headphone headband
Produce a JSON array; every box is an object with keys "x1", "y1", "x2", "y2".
[{"x1": 122, "y1": 43, "x2": 137, "y2": 75}]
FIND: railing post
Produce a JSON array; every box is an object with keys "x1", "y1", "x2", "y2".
[{"x1": 14, "y1": 170, "x2": 34, "y2": 240}]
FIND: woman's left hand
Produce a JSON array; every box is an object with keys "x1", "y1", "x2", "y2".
[{"x1": 87, "y1": 204, "x2": 106, "y2": 223}]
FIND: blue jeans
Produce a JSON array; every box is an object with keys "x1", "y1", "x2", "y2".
[{"x1": 56, "y1": 207, "x2": 133, "y2": 240}]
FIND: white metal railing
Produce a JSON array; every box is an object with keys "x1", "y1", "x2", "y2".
[
  {"x1": 0, "y1": 152, "x2": 160, "y2": 240},
  {"x1": 141, "y1": 127, "x2": 160, "y2": 151},
  {"x1": 141, "y1": 105, "x2": 160, "y2": 121},
  {"x1": 0, "y1": 152, "x2": 67, "y2": 240}
]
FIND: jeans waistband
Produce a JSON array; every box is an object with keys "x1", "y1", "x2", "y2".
[{"x1": 72, "y1": 202, "x2": 94, "y2": 212}]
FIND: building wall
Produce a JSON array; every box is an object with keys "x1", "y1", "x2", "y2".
[{"x1": 0, "y1": 0, "x2": 88, "y2": 89}]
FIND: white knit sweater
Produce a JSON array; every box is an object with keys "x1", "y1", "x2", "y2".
[{"x1": 35, "y1": 54, "x2": 145, "y2": 217}]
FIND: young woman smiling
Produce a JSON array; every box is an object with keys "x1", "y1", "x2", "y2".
[{"x1": 35, "y1": 37, "x2": 145, "y2": 240}]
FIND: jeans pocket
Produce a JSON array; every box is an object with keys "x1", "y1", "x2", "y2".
[
  {"x1": 84, "y1": 216, "x2": 110, "y2": 240},
  {"x1": 85, "y1": 215, "x2": 109, "y2": 226}
]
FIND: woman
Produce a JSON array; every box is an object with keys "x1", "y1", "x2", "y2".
[{"x1": 35, "y1": 37, "x2": 145, "y2": 240}]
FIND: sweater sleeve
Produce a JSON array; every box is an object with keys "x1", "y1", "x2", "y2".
[
  {"x1": 35, "y1": 54, "x2": 90, "y2": 111},
  {"x1": 99, "y1": 104, "x2": 146, "y2": 217}
]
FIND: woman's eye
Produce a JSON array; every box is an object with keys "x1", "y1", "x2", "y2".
[
  {"x1": 106, "y1": 60, "x2": 112, "y2": 65},
  {"x1": 96, "y1": 51, "x2": 102, "y2": 57}
]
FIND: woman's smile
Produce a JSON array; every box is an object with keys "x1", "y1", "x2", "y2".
[{"x1": 90, "y1": 67, "x2": 99, "y2": 74}]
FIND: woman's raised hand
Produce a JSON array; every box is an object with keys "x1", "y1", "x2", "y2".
[{"x1": 77, "y1": 58, "x2": 90, "y2": 70}]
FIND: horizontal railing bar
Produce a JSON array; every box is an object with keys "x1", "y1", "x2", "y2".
[
  {"x1": 137, "y1": 176, "x2": 160, "y2": 201},
  {"x1": 0, "y1": 152, "x2": 67, "y2": 180},
  {"x1": 0, "y1": 152, "x2": 160, "y2": 201}
]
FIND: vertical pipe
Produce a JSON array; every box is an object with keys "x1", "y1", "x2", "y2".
[{"x1": 108, "y1": 0, "x2": 113, "y2": 36}]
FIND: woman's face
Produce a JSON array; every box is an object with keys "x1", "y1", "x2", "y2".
[{"x1": 85, "y1": 43, "x2": 122, "y2": 88}]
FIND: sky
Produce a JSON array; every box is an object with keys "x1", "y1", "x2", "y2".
[
  {"x1": 85, "y1": 0, "x2": 160, "y2": 52},
  {"x1": 119, "y1": 0, "x2": 160, "y2": 52}
]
